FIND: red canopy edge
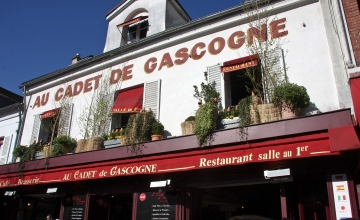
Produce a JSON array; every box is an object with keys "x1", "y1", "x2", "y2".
[{"x1": 0, "y1": 136, "x2": 337, "y2": 188}]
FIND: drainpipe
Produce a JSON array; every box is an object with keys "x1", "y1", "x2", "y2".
[
  {"x1": 334, "y1": 0, "x2": 356, "y2": 69},
  {"x1": 13, "y1": 86, "x2": 29, "y2": 162},
  {"x1": 11, "y1": 104, "x2": 23, "y2": 161}
]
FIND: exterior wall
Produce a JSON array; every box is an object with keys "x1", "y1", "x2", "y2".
[
  {"x1": 341, "y1": 0, "x2": 360, "y2": 66},
  {"x1": 104, "y1": 0, "x2": 167, "y2": 52},
  {"x1": 165, "y1": 0, "x2": 189, "y2": 29},
  {"x1": 21, "y1": 0, "x2": 350, "y2": 144},
  {"x1": 0, "y1": 108, "x2": 20, "y2": 164}
]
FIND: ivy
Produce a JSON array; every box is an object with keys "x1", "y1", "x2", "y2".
[
  {"x1": 124, "y1": 111, "x2": 156, "y2": 155},
  {"x1": 194, "y1": 102, "x2": 217, "y2": 147}
]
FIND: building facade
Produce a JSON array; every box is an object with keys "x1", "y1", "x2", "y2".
[{"x1": 1, "y1": 0, "x2": 360, "y2": 219}]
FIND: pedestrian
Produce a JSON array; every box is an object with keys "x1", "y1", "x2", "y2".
[{"x1": 46, "y1": 214, "x2": 53, "y2": 220}]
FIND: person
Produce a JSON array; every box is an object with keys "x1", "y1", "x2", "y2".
[{"x1": 46, "y1": 214, "x2": 53, "y2": 220}]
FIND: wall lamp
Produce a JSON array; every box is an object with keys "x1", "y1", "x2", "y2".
[
  {"x1": 150, "y1": 179, "x2": 171, "y2": 188},
  {"x1": 4, "y1": 191, "x2": 16, "y2": 196},
  {"x1": 264, "y1": 168, "x2": 290, "y2": 179}
]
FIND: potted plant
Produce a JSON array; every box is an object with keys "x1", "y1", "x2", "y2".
[
  {"x1": 51, "y1": 135, "x2": 77, "y2": 157},
  {"x1": 181, "y1": 116, "x2": 196, "y2": 135},
  {"x1": 151, "y1": 121, "x2": 165, "y2": 141},
  {"x1": 272, "y1": 82, "x2": 310, "y2": 119},
  {"x1": 13, "y1": 145, "x2": 29, "y2": 160},
  {"x1": 193, "y1": 72, "x2": 220, "y2": 147}
]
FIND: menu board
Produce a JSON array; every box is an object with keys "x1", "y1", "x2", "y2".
[
  {"x1": 136, "y1": 191, "x2": 177, "y2": 220},
  {"x1": 63, "y1": 195, "x2": 86, "y2": 220}
]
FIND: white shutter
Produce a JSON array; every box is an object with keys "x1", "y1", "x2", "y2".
[
  {"x1": 263, "y1": 48, "x2": 286, "y2": 103},
  {"x1": 58, "y1": 104, "x2": 74, "y2": 136},
  {"x1": 207, "y1": 64, "x2": 222, "y2": 108},
  {"x1": 0, "y1": 135, "x2": 12, "y2": 165},
  {"x1": 31, "y1": 114, "x2": 41, "y2": 143},
  {"x1": 143, "y1": 79, "x2": 161, "y2": 120}
]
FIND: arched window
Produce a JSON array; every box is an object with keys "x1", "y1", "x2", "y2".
[{"x1": 118, "y1": 12, "x2": 149, "y2": 44}]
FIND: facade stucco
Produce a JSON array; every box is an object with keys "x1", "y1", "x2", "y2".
[{"x1": 20, "y1": 0, "x2": 352, "y2": 145}]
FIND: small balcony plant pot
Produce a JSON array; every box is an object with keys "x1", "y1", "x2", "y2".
[
  {"x1": 151, "y1": 121, "x2": 165, "y2": 141},
  {"x1": 151, "y1": 135, "x2": 164, "y2": 141}
]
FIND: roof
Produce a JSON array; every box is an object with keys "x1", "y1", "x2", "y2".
[
  {"x1": 0, "y1": 103, "x2": 23, "y2": 114},
  {"x1": 0, "y1": 87, "x2": 22, "y2": 103}
]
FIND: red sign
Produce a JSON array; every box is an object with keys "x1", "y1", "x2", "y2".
[
  {"x1": 0, "y1": 137, "x2": 337, "y2": 188},
  {"x1": 140, "y1": 193, "x2": 146, "y2": 201},
  {"x1": 221, "y1": 60, "x2": 258, "y2": 73}
]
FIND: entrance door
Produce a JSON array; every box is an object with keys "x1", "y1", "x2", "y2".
[{"x1": 201, "y1": 183, "x2": 282, "y2": 220}]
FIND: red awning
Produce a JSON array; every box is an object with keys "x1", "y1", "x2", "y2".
[
  {"x1": 221, "y1": 54, "x2": 259, "y2": 73},
  {"x1": 40, "y1": 108, "x2": 60, "y2": 120},
  {"x1": 116, "y1": 16, "x2": 148, "y2": 28},
  {"x1": 112, "y1": 86, "x2": 144, "y2": 113}
]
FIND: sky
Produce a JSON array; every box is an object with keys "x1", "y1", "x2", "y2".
[{"x1": 0, "y1": 0, "x2": 243, "y2": 96}]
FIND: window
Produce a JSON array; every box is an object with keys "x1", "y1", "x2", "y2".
[
  {"x1": 31, "y1": 104, "x2": 73, "y2": 144},
  {"x1": 224, "y1": 64, "x2": 262, "y2": 107},
  {"x1": 127, "y1": 19, "x2": 148, "y2": 43},
  {"x1": 0, "y1": 137, "x2": 3, "y2": 151},
  {"x1": 110, "y1": 80, "x2": 161, "y2": 131}
]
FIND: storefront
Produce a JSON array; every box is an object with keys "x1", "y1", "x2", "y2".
[{"x1": 0, "y1": 109, "x2": 359, "y2": 219}]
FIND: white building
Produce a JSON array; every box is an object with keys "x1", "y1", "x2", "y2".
[
  {"x1": 1, "y1": 0, "x2": 360, "y2": 219},
  {"x1": 0, "y1": 87, "x2": 23, "y2": 165}
]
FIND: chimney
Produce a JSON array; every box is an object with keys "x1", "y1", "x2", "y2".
[{"x1": 71, "y1": 53, "x2": 81, "y2": 64}]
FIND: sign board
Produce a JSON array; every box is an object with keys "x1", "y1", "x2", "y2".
[
  {"x1": 136, "y1": 192, "x2": 177, "y2": 220},
  {"x1": 63, "y1": 195, "x2": 86, "y2": 220},
  {"x1": 331, "y1": 174, "x2": 352, "y2": 219}
]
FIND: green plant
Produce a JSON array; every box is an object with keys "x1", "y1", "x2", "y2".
[
  {"x1": 50, "y1": 135, "x2": 77, "y2": 157},
  {"x1": 238, "y1": 96, "x2": 258, "y2": 127},
  {"x1": 13, "y1": 145, "x2": 28, "y2": 158},
  {"x1": 185, "y1": 116, "x2": 196, "y2": 122},
  {"x1": 272, "y1": 83, "x2": 310, "y2": 113},
  {"x1": 193, "y1": 72, "x2": 220, "y2": 103},
  {"x1": 194, "y1": 102, "x2": 217, "y2": 147},
  {"x1": 152, "y1": 121, "x2": 165, "y2": 135},
  {"x1": 102, "y1": 133, "x2": 109, "y2": 141},
  {"x1": 124, "y1": 111, "x2": 156, "y2": 155}
]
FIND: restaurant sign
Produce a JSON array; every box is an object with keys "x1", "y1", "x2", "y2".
[{"x1": 0, "y1": 139, "x2": 337, "y2": 188}]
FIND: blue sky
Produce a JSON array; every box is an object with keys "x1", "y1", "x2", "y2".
[{"x1": 0, "y1": 0, "x2": 242, "y2": 95}]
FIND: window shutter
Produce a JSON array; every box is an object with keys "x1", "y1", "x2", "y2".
[
  {"x1": 143, "y1": 79, "x2": 161, "y2": 120},
  {"x1": 58, "y1": 104, "x2": 74, "y2": 136},
  {"x1": 31, "y1": 114, "x2": 41, "y2": 143},
  {"x1": 263, "y1": 48, "x2": 286, "y2": 103},
  {"x1": 207, "y1": 64, "x2": 222, "y2": 107},
  {"x1": 0, "y1": 135, "x2": 12, "y2": 165}
]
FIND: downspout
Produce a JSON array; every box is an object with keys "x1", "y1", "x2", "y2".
[
  {"x1": 13, "y1": 86, "x2": 29, "y2": 162},
  {"x1": 11, "y1": 104, "x2": 23, "y2": 162}
]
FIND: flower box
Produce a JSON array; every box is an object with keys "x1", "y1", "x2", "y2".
[
  {"x1": 218, "y1": 117, "x2": 239, "y2": 129},
  {"x1": 35, "y1": 152, "x2": 44, "y2": 159},
  {"x1": 104, "y1": 139, "x2": 121, "y2": 148}
]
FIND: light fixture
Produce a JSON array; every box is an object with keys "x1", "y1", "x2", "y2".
[
  {"x1": 150, "y1": 179, "x2": 171, "y2": 188},
  {"x1": 47, "y1": 188, "x2": 58, "y2": 193},
  {"x1": 4, "y1": 191, "x2": 16, "y2": 196},
  {"x1": 264, "y1": 168, "x2": 290, "y2": 179}
]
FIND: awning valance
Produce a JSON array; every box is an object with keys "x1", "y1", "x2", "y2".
[
  {"x1": 111, "y1": 86, "x2": 144, "y2": 113},
  {"x1": 116, "y1": 16, "x2": 148, "y2": 28},
  {"x1": 40, "y1": 108, "x2": 60, "y2": 120},
  {"x1": 221, "y1": 54, "x2": 259, "y2": 73}
]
